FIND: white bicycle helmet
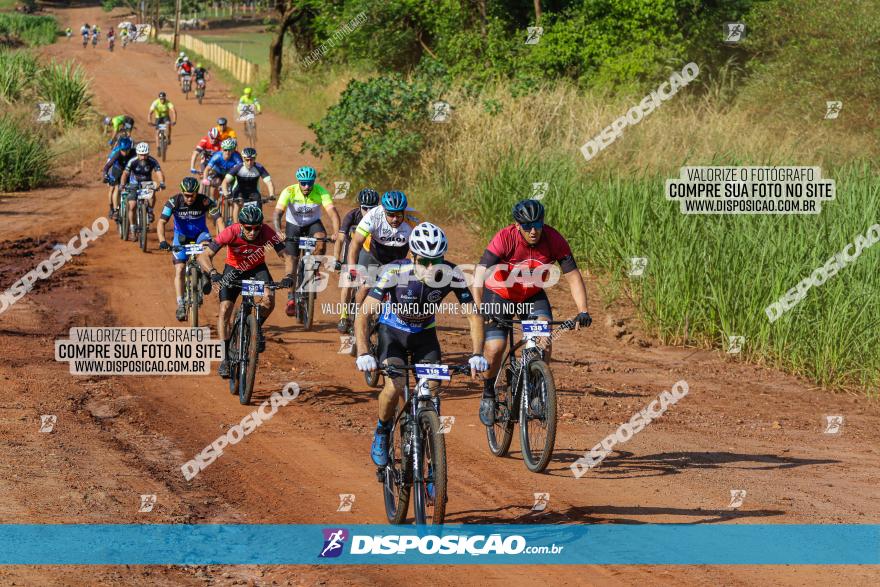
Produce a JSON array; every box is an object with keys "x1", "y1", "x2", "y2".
[
  {"x1": 135, "y1": 142, "x2": 150, "y2": 155},
  {"x1": 409, "y1": 222, "x2": 448, "y2": 259}
]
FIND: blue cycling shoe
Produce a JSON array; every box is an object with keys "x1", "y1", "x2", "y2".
[{"x1": 371, "y1": 428, "x2": 389, "y2": 466}]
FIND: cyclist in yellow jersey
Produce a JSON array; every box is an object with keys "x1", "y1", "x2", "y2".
[
  {"x1": 214, "y1": 117, "x2": 237, "y2": 143},
  {"x1": 148, "y1": 91, "x2": 177, "y2": 145},
  {"x1": 237, "y1": 87, "x2": 262, "y2": 115},
  {"x1": 273, "y1": 165, "x2": 340, "y2": 316}
]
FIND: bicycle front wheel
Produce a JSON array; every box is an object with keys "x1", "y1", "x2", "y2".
[
  {"x1": 228, "y1": 322, "x2": 241, "y2": 395},
  {"x1": 138, "y1": 203, "x2": 148, "y2": 252},
  {"x1": 383, "y1": 415, "x2": 412, "y2": 524},
  {"x1": 188, "y1": 265, "x2": 200, "y2": 328},
  {"x1": 363, "y1": 317, "x2": 381, "y2": 388},
  {"x1": 239, "y1": 314, "x2": 259, "y2": 405},
  {"x1": 412, "y1": 409, "x2": 447, "y2": 525},
  {"x1": 519, "y1": 360, "x2": 558, "y2": 473}
]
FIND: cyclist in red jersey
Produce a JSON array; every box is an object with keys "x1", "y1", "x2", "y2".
[
  {"x1": 472, "y1": 199, "x2": 592, "y2": 426},
  {"x1": 190, "y1": 127, "x2": 222, "y2": 176},
  {"x1": 198, "y1": 206, "x2": 288, "y2": 378}
]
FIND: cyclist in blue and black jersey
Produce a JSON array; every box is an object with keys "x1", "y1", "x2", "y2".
[
  {"x1": 119, "y1": 142, "x2": 166, "y2": 240},
  {"x1": 220, "y1": 146, "x2": 275, "y2": 223},
  {"x1": 102, "y1": 137, "x2": 134, "y2": 220},
  {"x1": 354, "y1": 222, "x2": 488, "y2": 469},
  {"x1": 158, "y1": 177, "x2": 222, "y2": 321},
  {"x1": 205, "y1": 138, "x2": 243, "y2": 186}
]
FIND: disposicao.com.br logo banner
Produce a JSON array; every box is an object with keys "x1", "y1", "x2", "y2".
[{"x1": 0, "y1": 525, "x2": 877, "y2": 565}]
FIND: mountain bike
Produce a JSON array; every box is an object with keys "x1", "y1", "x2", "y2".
[
  {"x1": 168, "y1": 243, "x2": 208, "y2": 327},
  {"x1": 288, "y1": 236, "x2": 333, "y2": 330},
  {"x1": 181, "y1": 74, "x2": 192, "y2": 99},
  {"x1": 108, "y1": 36, "x2": 115, "y2": 51},
  {"x1": 378, "y1": 362, "x2": 470, "y2": 525},
  {"x1": 226, "y1": 278, "x2": 290, "y2": 405},
  {"x1": 238, "y1": 104, "x2": 257, "y2": 146},
  {"x1": 91, "y1": 34, "x2": 98, "y2": 48},
  {"x1": 195, "y1": 78, "x2": 206, "y2": 104},
  {"x1": 485, "y1": 317, "x2": 578, "y2": 473},
  {"x1": 151, "y1": 121, "x2": 169, "y2": 162},
  {"x1": 133, "y1": 182, "x2": 156, "y2": 253},
  {"x1": 122, "y1": 34, "x2": 129, "y2": 49},
  {"x1": 117, "y1": 181, "x2": 154, "y2": 244},
  {"x1": 81, "y1": 34, "x2": 88, "y2": 48}
]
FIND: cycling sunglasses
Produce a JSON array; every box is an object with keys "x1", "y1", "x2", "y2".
[
  {"x1": 360, "y1": 205, "x2": 376, "y2": 213},
  {"x1": 416, "y1": 256, "x2": 444, "y2": 267},
  {"x1": 519, "y1": 220, "x2": 544, "y2": 231},
  {"x1": 241, "y1": 224, "x2": 260, "y2": 231},
  {"x1": 299, "y1": 180, "x2": 315, "y2": 187}
]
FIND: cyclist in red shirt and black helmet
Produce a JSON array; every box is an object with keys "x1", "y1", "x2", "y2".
[
  {"x1": 198, "y1": 205, "x2": 289, "y2": 378},
  {"x1": 472, "y1": 199, "x2": 592, "y2": 426}
]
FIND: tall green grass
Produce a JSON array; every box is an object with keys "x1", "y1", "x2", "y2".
[
  {"x1": 0, "y1": 115, "x2": 51, "y2": 191},
  {"x1": 0, "y1": 13, "x2": 57, "y2": 47},
  {"x1": 465, "y1": 155, "x2": 880, "y2": 392},
  {"x1": 0, "y1": 49, "x2": 39, "y2": 103},
  {"x1": 38, "y1": 61, "x2": 93, "y2": 127}
]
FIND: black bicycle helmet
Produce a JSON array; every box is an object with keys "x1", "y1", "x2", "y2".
[
  {"x1": 512, "y1": 199, "x2": 545, "y2": 224},
  {"x1": 242, "y1": 147, "x2": 257, "y2": 158},
  {"x1": 179, "y1": 177, "x2": 200, "y2": 194},
  {"x1": 238, "y1": 205, "x2": 264, "y2": 225},
  {"x1": 217, "y1": 117, "x2": 227, "y2": 126},
  {"x1": 358, "y1": 188, "x2": 380, "y2": 208}
]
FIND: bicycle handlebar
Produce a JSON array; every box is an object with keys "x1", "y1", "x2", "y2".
[
  {"x1": 224, "y1": 278, "x2": 292, "y2": 290},
  {"x1": 284, "y1": 236, "x2": 336, "y2": 243},
  {"x1": 379, "y1": 364, "x2": 471, "y2": 377},
  {"x1": 488, "y1": 316, "x2": 579, "y2": 329}
]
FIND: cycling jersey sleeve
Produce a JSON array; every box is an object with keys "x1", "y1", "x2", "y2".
[
  {"x1": 448, "y1": 265, "x2": 474, "y2": 304},
  {"x1": 543, "y1": 227, "x2": 578, "y2": 272},
  {"x1": 207, "y1": 224, "x2": 235, "y2": 253},
  {"x1": 479, "y1": 249, "x2": 502, "y2": 267},
  {"x1": 226, "y1": 163, "x2": 243, "y2": 179},
  {"x1": 367, "y1": 265, "x2": 400, "y2": 300},
  {"x1": 354, "y1": 209, "x2": 375, "y2": 238},
  {"x1": 276, "y1": 185, "x2": 295, "y2": 209},
  {"x1": 316, "y1": 185, "x2": 334, "y2": 206},
  {"x1": 255, "y1": 163, "x2": 270, "y2": 178},
  {"x1": 203, "y1": 195, "x2": 221, "y2": 220},
  {"x1": 160, "y1": 196, "x2": 176, "y2": 221},
  {"x1": 340, "y1": 209, "x2": 358, "y2": 235}
]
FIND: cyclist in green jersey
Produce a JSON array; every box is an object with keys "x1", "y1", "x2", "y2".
[{"x1": 148, "y1": 91, "x2": 177, "y2": 146}]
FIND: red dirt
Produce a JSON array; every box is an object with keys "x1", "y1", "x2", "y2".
[{"x1": 0, "y1": 4, "x2": 877, "y2": 586}]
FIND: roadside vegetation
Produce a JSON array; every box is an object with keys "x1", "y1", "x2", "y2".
[{"x1": 0, "y1": 13, "x2": 101, "y2": 192}]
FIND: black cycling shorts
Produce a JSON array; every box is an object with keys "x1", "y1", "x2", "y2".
[
  {"x1": 284, "y1": 220, "x2": 326, "y2": 256},
  {"x1": 219, "y1": 263, "x2": 273, "y2": 303},
  {"x1": 231, "y1": 188, "x2": 261, "y2": 205},
  {"x1": 482, "y1": 288, "x2": 552, "y2": 342},
  {"x1": 378, "y1": 324, "x2": 441, "y2": 365}
]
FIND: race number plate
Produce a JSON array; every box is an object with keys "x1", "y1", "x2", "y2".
[
  {"x1": 158, "y1": 123, "x2": 168, "y2": 131},
  {"x1": 415, "y1": 363, "x2": 450, "y2": 381},
  {"x1": 136, "y1": 189, "x2": 153, "y2": 200},
  {"x1": 184, "y1": 243, "x2": 204, "y2": 256},
  {"x1": 243, "y1": 201, "x2": 260, "y2": 208},
  {"x1": 522, "y1": 320, "x2": 550, "y2": 338},
  {"x1": 241, "y1": 280, "x2": 265, "y2": 297},
  {"x1": 298, "y1": 237, "x2": 316, "y2": 252}
]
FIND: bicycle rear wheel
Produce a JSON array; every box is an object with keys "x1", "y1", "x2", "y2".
[
  {"x1": 383, "y1": 414, "x2": 412, "y2": 524},
  {"x1": 188, "y1": 265, "x2": 200, "y2": 328},
  {"x1": 138, "y1": 203, "x2": 148, "y2": 252},
  {"x1": 412, "y1": 409, "x2": 447, "y2": 525},
  {"x1": 119, "y1": 199, "x2": 129, "y2": 241},
  {"x1": 519, "y1": 360, "x2": 558, "y2": 473},
  {"x1": 486, "y1": 358, "x2": 516, "y2": 457},
  {"x1": 239, "y1": 314, "x2": 259, "y2": 405}
]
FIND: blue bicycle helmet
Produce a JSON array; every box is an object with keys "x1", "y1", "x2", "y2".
[
  {"x1": 381, "y1": 191, "x2": 408, "y2": 212},
  {"x1": 117, "y1": 137, "x2": 133, "y2": 151},
  {"x1": 295, "y1": 166, "x2": 317, "y2": 183}
]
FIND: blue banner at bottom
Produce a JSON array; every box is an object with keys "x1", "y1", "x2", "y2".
[{"x1": 0, "y1": 524, "x2": 877, "y2": 565}]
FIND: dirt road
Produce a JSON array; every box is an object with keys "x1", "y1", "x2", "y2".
[{"x1": 0, "y1": 4, "x2": 877, "y2": 586}]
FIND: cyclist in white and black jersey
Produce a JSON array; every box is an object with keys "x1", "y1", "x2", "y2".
[{"x1": 346, "y1": 190, "x2": 421, "y2": 309}]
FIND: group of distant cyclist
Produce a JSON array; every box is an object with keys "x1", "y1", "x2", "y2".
[
  {"x1": 68, "y1": 21, "x2": 134, "y2": 49},
  {"x1": 99, "y1": 47, "x2": 593, "y2": 472}
]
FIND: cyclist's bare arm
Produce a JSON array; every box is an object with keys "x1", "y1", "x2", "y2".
[
  {"x1": 563, "y1": 268, "x2": 590, "y2": 326},
  {"x1": 156, "y1": 217, "x2": 168, "y2": 244},
  {"x1": 347, "y1": 230, "x2": 367, "y2": 267},
  {"x1": 120, "y1": 169, "x2": 130, "y2": 186},
  {"x1": 264, "y1": 177, "x2": 276, "y2": 198},
  {"x1": 464, "y1": 305, "x2": 485, "y2": 376},
  {"x1": 189, "y1": 149, "x2": 201, "y2": 171},
  {"x1": 197, "y1": 247, "x2": 218, "y2": 276},
  {"x1": 170, "y1": 107, "x2": 177, "y2": 124},
  {"x1": 472, "y1": 264, "x2": 487, "y2": 306},
  {"x1": 155, "y1": 170, "x2": 166, "y2": 187},
  {"x1": 324, "y1": 203, "x2": 341, "y2": 236},
  {"x1": 355, "y1": 295, "x2": 381, "y2": 356},
  {"x1": 220, "y1": 174, "x2": 233, "y2": 196},
  {"x1": 272, "y1": 206, "x2": 284, "y2": 233}
]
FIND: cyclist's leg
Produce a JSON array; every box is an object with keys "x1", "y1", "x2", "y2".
[
  {"x1": 354, "y1": 248, "x2": 381, "y2": 305},
  {"x1": 412, "y1": 328, "x2": 442, "y2": 407},
  {"x1": 126, "y1": 183, "x2": 137, "y2": 232},
  {"x1": 283, "y1": 223, "x2": 302, "y2": 304},
  {"x1": 311, "y1": 220, "x2": 327, "y2": 255},
  {"x1": 253, "y1": 264, "x2": 275, "y2": 320},
  {"x1": 172, "y1": 232, "x2": 189, "y2": 301},
  {"x1": 377, "y1": 324, "x2": 406, "y2": 423},
  {"x1": 480, "y1": 289, "x2": 514, "y2": 425},
  {"x1": 218, "y1": 264, "x2": 240, "y2": 343}
]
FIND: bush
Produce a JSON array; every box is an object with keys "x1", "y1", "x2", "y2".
[
  {"x1": 0, "y1": 115, "x2": 51, "y2": 191},
  {"x1": 302, "y1": 66, "x2": 443, "y2": 179},
  {"x1": 38, "y1": 60, "x2": 93, "y2": 128},
  {"x1": 0, "y1": 48, "x2": 39, "y2": 104},
  {"x1": 0, "y1": 13, "x2": 57, "y2": 46}
]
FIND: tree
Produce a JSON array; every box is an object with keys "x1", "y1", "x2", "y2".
[{"x1": 269, "y1": 1, "x2": 304, "y2": 89}]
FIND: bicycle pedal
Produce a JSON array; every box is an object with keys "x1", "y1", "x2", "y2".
[{"x1": 375, "y1": 467, "x2": 386, "y2": 483}]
